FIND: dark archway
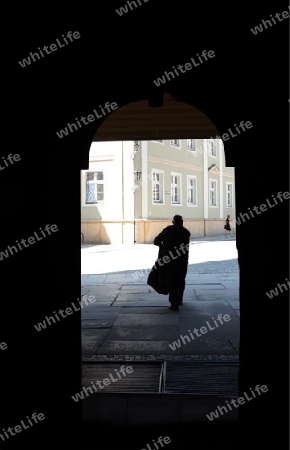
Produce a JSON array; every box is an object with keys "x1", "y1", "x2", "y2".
[
  {"x1": 2, "y1": 9, "x2": 288, "y2": 448},
  {"x1": 80, "y1": 94, "x2": 239, "y2": 410}
]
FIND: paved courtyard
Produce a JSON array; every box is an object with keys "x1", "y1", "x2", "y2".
[
  {"x1": 81, "y1": 235, "x2": 239, "y2": 362},
  {"x1": 80, "y1": 235, "x2": 240, "y2": 423}
]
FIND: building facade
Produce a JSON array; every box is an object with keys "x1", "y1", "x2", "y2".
[{"x1": 80, "y1": 139, "x2": 236, "y2": 244}]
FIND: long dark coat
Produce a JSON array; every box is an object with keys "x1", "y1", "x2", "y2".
[{"x1": 149, "y1": 224, "x2": 190, "y2": 293}]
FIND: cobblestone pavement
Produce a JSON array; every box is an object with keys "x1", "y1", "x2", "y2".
[
  {"x1": 187, "y1": 259, "x2": 238, "y2": 273},
  {"x1": 81, "y1": 236, "x2": 240, "y2": 363}
]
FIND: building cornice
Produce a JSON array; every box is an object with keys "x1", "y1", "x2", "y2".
[{"x1": 148, "y1": 156, "x2": 203, "y2": 172}]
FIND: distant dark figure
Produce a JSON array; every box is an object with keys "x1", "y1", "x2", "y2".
[
  {"x1": 224, "y1": 214, "x2": 232, "y2": 237},
  {"x1": 153, "y1": 215, "x2": 191, "y2": 311}
]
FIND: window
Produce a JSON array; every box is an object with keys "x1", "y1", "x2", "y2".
[
  {"x1": 187, "y1": 176, "x2": 197, "y2": 205},
  {"x1": 187, "y1": 139, "x2": 196, "y2": 151},
  {"x1": 170, "y1": 139, "x2": 180, "y2": 147},
  {"x1": 208, "y1": 139, "x2": 217, "y2": 157},
  {"x1": 209, "y1": 179, "x2": 217, "y2": 206},
  {"x1": 171, "y1": 173, "x2": 181, "y2": 204},
  {"x1": 152, "y1": 171, "x2": 163, "y2": 203},
  {"x1": 226, "y1": 183, "x2": 233, "y2": 207},
  {"x1": 85, "y1": 171, "x2": 104, "y2": 204}
]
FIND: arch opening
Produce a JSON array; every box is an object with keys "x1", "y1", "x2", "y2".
[{"x1": 79, "y1": 94, "x2": 240, "y2": 423}]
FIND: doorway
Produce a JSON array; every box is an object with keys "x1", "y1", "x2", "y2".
[{"x1": 80, "y1": 134, "x2": 240, "y2": 423}]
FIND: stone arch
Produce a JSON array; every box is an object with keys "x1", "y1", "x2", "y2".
[
  {"x1": 92, "y1": 92, "x2": 220, "y2": 142},
  {"x1": 81, "y1": 92, "x2": 235, "y2": 243}
]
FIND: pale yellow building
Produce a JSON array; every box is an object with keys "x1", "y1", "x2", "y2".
[{"x1": 81, "y1": 139, "x2": 235, "y2": 244}]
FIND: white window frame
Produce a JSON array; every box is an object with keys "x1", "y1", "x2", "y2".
[
  {"x1": 171, "y1": 172, "x2": 182, "y2": 205},
  {"x1": 151, "y1": 169, "x2": 164, "y2": 204},
  {"x1": 187, "y1": 175, "x2": 197, "y2": 206},
  {"x1": 208, "y1": 139, "x2": 217, "y2": 157},
  {"x1": 226, "y1": 182, "x2": 233, "y2": 207},
  {"x1": 209, "y1": 178, "x2": 218, "y2": 207},
  {"x1": 187, "y1": 139, "x2": 196, "y2": 152},
  {"x1": 170, "y1": 139, "x2": 181, "y2": 148},
  {"x1": 84, "y1": 170, "x2": 105, "y2": 206}
]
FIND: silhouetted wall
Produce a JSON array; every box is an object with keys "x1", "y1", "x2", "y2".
[{"x1": 1, "y1": 4, "x2": 288, "y2": 448}]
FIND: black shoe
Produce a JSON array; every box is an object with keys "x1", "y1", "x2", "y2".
[
  {"x1": 169, "y1": 305, "x2": 179, "y2": 311},
  {"x1": 179, "y1": 300, "x2": 183, "y2": 305}
]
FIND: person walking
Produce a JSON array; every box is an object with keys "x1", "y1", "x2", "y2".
[
  {"x1": 224, "y1": 214, "x2": 232, "y2": 237},
  {"x1": 153, "y1": 215, "x2": 191, "y2": 311}
]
